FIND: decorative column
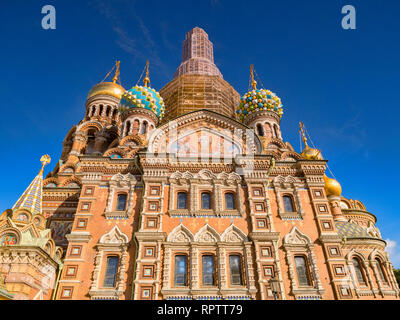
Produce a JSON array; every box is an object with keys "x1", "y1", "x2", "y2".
[
  {"x1": 217, "y1": 244, "x2": 227, "y2": 290},
  {"x1": 70, "y1": 132, "x2": 86, "y2": 156},
  {"x1": 190, "y1": 245, "x2": 199, "y2": 290},
  {"x1": 328, "y1": 195, "x2": 346, "y2": 221}
]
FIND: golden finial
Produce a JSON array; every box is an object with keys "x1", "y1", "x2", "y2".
[
  {"x1": 299, "y1": 122, "x2": 308, "y2": 147},
  {"x1": 112, "y1": 61, "x2": 120, "y2": 84},
  {"x1": 250, "y1": 64, "x2": 257, "y2": 90},
  {"x1": 39, "y1": 154, "x2": 51, "y2": 174},
  {"x1": 143, "y1": 60, "x2": 150, "y2": 87}
]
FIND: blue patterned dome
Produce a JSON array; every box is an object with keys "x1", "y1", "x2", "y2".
[
  {"x1": 119, "y1": 85, "x2": 165, "y2": 121},
  {"x1": 236, "y1": 88, "x2": 283, "y2": 122}
]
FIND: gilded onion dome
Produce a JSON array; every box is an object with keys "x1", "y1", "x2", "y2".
[
  {"x1": 299, "y1": 122, "x2": 323, "y2": 160},
  {"x1": 118, "y1": 61, "x2": 165, "y2": 121},
  {"x1": 87, "y1": 82, "x2": 125, "y2": 100},
  {"x1": 324, "y1": 174, "x2": 342, "y2": 197},
  {"x1": 236, "y1": 65, "x2": 283, "y2": 122},
  {"x1": 87, "y1": 61, "x2": 125, "y2": 100},
  {"x1": 301, "y1": 145, "x2": 323, "y2": 160}
]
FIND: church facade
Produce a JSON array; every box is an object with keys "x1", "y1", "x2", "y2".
[{"x1": 1, "y1": 27, "x2": 399, "y2": 300}]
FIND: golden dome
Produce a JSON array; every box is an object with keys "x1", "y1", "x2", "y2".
[
  {"x1": 301, "y1": 145, "x2": 323, "y2": 160},
  {"x1": 324, "y1": 174, "x2": 342, "y2": 197},
  {"x1": 87, "y1": 82, "x2": 125, "y2": 100}
]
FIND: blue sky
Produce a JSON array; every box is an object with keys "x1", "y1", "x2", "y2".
[{"x1": 1, "y1": 0, "x2": 400, "y2": 266}]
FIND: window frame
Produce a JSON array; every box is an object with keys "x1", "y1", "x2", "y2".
[
  {"x1": 294, "y1": 255, "x2": 312, "y2": 287},
  {"x1": 228, "y1": 254, "x2": 244, "y2": 286},
  {"x1": 282, "y1": 194, "x2": 295, "y2": 213},
  {"x1": 201, "y1": 254, "x2": 216, "y2": 286},
  {"x1": 201, "y1": 192, "x2": 212, "y2": 210},
  {"x1": 224, "y1": 192, "x2": 236, "y2": 210},
  {"x1": 116, "y1": 193, "x2": 128, "y2": 212},
  {"x1": 177, "y1": 192, "x2": 188, "y2": 210},
  {"x1": 174, "y1": 254, "x2": 188, "y2": 287},
  {"x1": 352, "y1": 257, "x2": 367, "y2": 286},
  {"x1": 102, "y1": 255, "x2": 120, "y2": 288}
]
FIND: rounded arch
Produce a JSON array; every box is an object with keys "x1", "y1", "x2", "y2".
[
  {"x1": 43, "y1": 178, "x2": 58, "y2": 188},
  {"x1": 77, "y1": 121, "x2": 103, "y2": 133},
  {"x1": 12, "y1": 208, "x2": 32, "y2": 223},
  {"x1": 0, "y1": 228, "x2": 22, "y2": 245},
  {"x1": 60, "y1": 176, "x2": 82, "y2": 188},
  {"x1": 120, "y1": 135, "x2": 143, "y2": 147}
]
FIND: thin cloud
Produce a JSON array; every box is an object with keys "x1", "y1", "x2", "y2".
[
  {"x1": 386, "y1": 238, "x2": 400, "y2": 268},
  {"x1": 91, "y1": 0, "x2": 171, "y2": 80}
]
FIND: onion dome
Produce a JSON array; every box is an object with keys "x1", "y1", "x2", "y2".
[
  {"x1": 299, "y1": 122, "x2": 323, "y2": 160},
  {"x1": 118, "y1": 61, "x2": 165, "y2": 121},
  {"x1": 87, "y1": 61, "x2": 125, "y2": 100},
  {"x1": 119, "y1": 85, "x2": 165, "y2": 121},
  {"x1": 301, "y1": 145, "x2": 323, "y2": 160},
  {"x1": 324, "y1": 174, "x2": 342, "y2": 197},
  {"x1": 87, "y1": 82, "x2": 125, "y2": 100},
  {"x1": 236, "y1": 88, "x2": 283, "y2": 122},
  {"x1": 236, "y1": 65, "x2": 283, "y2": 122}
]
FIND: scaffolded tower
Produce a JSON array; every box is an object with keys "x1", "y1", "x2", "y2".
[{"x1": 160, "y1": 27, "x2": 240, "y2": 122}]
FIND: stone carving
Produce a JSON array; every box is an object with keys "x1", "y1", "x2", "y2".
[
  {"x1": 167, "y1": 224, "x2": 194, "y2": 242},
  {"x1": 99, "y1": 226, "x2": 129, "y2": 245},
  {"x1": 194, "y1": 224, "x2": 220, "y2": 243},
  {"x1": 221, "y1": 224, "x2": 247, "y2": 242},
  {"x1": 283, "y1": 226, "x2": 312, "y2": 245}
]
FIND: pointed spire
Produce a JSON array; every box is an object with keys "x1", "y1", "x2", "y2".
[
  {"x1": 112, "y1": 61, "x2": 120, "y2": 84},
  {"x1": 12, "y1": 155, "x2": 51, "y2": 216},
  {"x1": 250, "y1": 64, "x2": 257, "y2": 90},
  {"x1": 143, "y1": 60, "x2": 150, "y2": 87}
]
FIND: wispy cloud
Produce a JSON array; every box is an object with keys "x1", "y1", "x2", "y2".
[
  {"x1": 210, "y1": 0, "x2": 221, "y2": 7},
  {"x1": 386, "y1": 238, "x2": 400, "y2": 268},
  {"x1": 91, "y1": 0, "x2": 171, "y2": 80},
  {"x1": 323, "y1": 113, "x2": 367, "y2": 154}
]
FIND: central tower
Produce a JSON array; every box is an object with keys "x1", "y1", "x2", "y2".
[{"x1": 160, "y1": 27, "x2": 240, "y2": 122}]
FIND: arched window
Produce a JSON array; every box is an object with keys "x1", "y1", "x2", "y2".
[
  {"x1": 201, "y1": 192, "x2": 211, "y2": 210},
  {"x1": 283, "y1": 195, "x2": 295, "y2": 212},
  {"x1": 229, "y1": 255, "x2": 243, "y2": 285},
  {"x1": 274, "y1": 124, "x2": 280, "y2": 138},
  {"x1": 375, "y1": 259, "x2": 388, "y2": 283},
  {"x1": 225, "y1": 193, "x2": 235, "y2": 210},
  {"x1": 112, "y1": 108, "x2": 117, "y2": 120},
  {"x1": 66, "y1": 182, "x2": 80, "y2": 188},
  {"x1": 202, "y1": 255, "x2": 215, "y2": 286},
  {"x1": 99, "y1": 105, "x2": 103, "y2": 117},
  {"x1": 86, "y1": 130, "x2": 96, "y2": 154},
  {"x1": 133, "y1": 120, "x2": 140, "y2": 135},
  {"x1": 264, "y1": 123, "x2": 272, "y2": 138},
  {"x1": 256, "y1": 124, "x2": 264, "y2": 136},
  {"x1": 105, "y1": 106, "x2": 110, "y2": 117},
  {"x1": 125, "y1": 121, "x2": 131, "y2": 136},
  {"x1": 352, "y1": 258, "x2": 366, "y2": 285},
  {"x1": 141, "y1": 122, "x2": 148, "y2": 135},
  {"x1": 177, "y1": 192, "x2": 188, "y2": 209},
  {"x1": 294, "y1": 256, "x2": 311, "y2": 286},
  {"x1": 46, "y1": 183, "x2": 56, "y2": 188},
  {"x1": 103, "y1": 256, "x2": 119, "y2": 287},
  {"x1": 116, "y1": 194, "x2": 127, "y2": 211},
  {"x1": 174, "y1": 255, "x2": 188, "y2": 286}
]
